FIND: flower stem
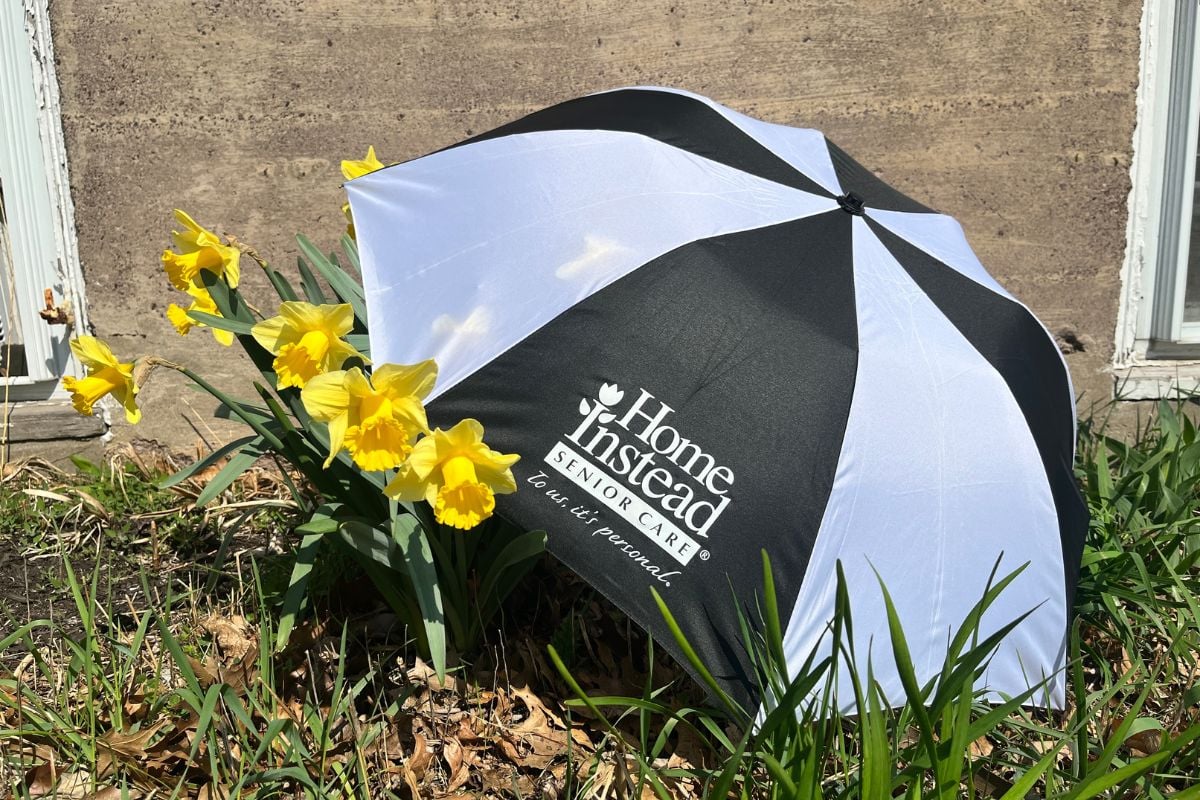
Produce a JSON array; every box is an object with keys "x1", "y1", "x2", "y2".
[{"x1": 143, "y1": 357, "x2": 287, "y2": 451}]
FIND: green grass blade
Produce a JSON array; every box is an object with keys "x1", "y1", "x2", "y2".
[
  {"x1": 159, "y1": 434, "x2": 259, "y2": 489},
  {"x1": 193, "y1": 448, "x2": 261, "y2": 506}
]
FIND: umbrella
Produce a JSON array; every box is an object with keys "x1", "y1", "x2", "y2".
[{"x1": 345, "y1": 87, "x2": 1086, "y2": 711}]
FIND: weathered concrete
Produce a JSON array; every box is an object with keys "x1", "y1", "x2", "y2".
[
  {"x1": 1, "y1": 401, "x2": 105, "y2": 466},
  {"x1": 46, "y1": 0, "x2": 1141, "y2": 446}
]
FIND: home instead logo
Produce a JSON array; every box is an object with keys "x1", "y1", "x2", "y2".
[{"x1": 544, "y1": 383, "x2": 733, "y2": 565}]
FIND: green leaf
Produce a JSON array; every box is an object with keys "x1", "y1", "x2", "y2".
[
  {"x1": 337, "y1": 519, "x2": 399, "y2": 567},
  {"x1": 341, "y1": 233, "x2": 361, "y2": 274},
  {"x1": 297, "y1": 255, "x2": 329, "y2": 304},
  {"x1": 874, "y1": 569, "x2": 939, "y2": 779},
  {"x1": 160, "y1": 435, "x2": 260, "y2": 489},
  {"x1": 650, "y1": 586, "x2": 744, "y2": 722},
  {"x1": 179, "y1": 367, "x2": 287, "y2": 452},
  {"x1": 187, "y1": 310, "x2": 255, "y2": 336},
  {"x1": 263, "y1": 266, "x2": 300, "y2": 302},
  {"x1": 392, "y1": 513, "x2": 447, "y2": 679},
  {"x1": 194, "y1": 448, "x2": 262, "y2": 506},
  {"x1": 276, "y1": 527, "x2": 324, "y2": 653},
  {"x1": 475, "y1": 529, "x2": 547, "y2": 619},
  {"x1": 997, "y1": 745, "x2": 1059, "y2": 800},
  {"x1": 296, "y1": 234, "x2": 366, "y2": 323}
]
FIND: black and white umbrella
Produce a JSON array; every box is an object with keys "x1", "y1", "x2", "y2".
[{"x1": 346, "y1": 87, "x2": 1086, "y2": 710}]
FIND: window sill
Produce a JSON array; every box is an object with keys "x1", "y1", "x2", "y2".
[{"x1": 1113, "y1": 362, "x2": 1200, "y2": 399}]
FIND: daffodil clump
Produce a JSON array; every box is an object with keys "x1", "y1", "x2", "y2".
[
  {"x1": 60, "y1": 148, "x2": 535, "y2": 669},
  {"x1": 65, "y1": 158, "x2": 522, "y2": 532}
]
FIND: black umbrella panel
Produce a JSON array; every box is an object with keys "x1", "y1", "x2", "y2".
[{"x1": 345, "y1": 87, "x2": 1086, "y2": 713}]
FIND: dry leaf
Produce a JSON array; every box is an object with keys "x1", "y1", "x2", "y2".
[
  {"x1": 202, "y1": 614, "x2": 255, "y2": 661},
  {"x1": 408, "y1": 731, "x2": 433, "y2": 778},
  {"x1": 1127, "y1": 728, "x2": 1163, "y2": 756},
  {"x1": 442, "y1": 736, "x2": 475, "y2": 794},
  {"x1": 969, "y1": 735, "x2": 994, "y2": 759},
  {"x1": 99, "y1": 721, "x2": 166, "y2": 760}
]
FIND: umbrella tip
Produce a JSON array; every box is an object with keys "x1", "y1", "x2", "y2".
[{"x1": 837, "y1": 192, "x2": 866, "y2": 216}]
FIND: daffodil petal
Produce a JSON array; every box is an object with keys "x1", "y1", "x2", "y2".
[
  {"x1": 326, "y1": 303, "x2": 355, "y2": 337},
  {"x1": 342, "y1": 367, "x2": 373, "y2": 398},
  {"x1": 70, "y1": 336, "x2": 120, "y2": 370},
  {"x1": 166, "y1": 304, "x2": 194, "y2": 336},
  {"x1": 301, "y1": 370, "x2": 351, "y2": 421},
  {"x1": 222, "y1": 249, "x2": 241, "y2": 289},
  {"x1": 278, "y1": 300, "x2": 330, "y2": 331},
  {"x1": 110, "y1": 381, "x2": 141, "y2": 424},
  {"x1": 372, "y1": 360, "x2": 438, "y2": 401},
  {"x1": 173, "y1": 208, "x2": 204, "y2": 234},
  {"x1": 404, "y1": 434, "x2": 442, "y2": 481},
  {"x1": 329, "y1": 338, "x2": 367, "y2": 369},
  {"x1": 443, "y1": 418, "x2": 485, "y2": 451},
  {"x1": 341, "y1": 146, "x2": 384, "y2": 181},
  {"x1": 323, "y1": 412, "x2": 348, "y2": 469},
  {"x1": 470, "y1": 448, "x2": 520, "y2": 495},
  {"x1": 250, "y1": 315, "x2": 291, "y2": 353},
  {"x1": 387, "y1": 395, "x2": 430, "y2": 436},
  {"x1": 384, "y1": 462, "x2": 428, "y2": 501},
  {"x1": 212, "y1": 327, "x2": 234, "y2": 347}
]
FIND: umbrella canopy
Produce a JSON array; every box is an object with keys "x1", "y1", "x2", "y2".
[{"x1": 345, "y1": 87, "x2": 1086, "y2": 711}]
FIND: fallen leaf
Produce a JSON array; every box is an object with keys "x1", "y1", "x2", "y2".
[
  {"x1": 969, "y1": 736, "x2": 994, "y2": 759},
  {"x1": 99, "y1": 720, "x2": 166, "y2": 759},
  {"x1": 201, "y1": 614, "x2": 255, "y2": 661},
  {"x1": 1127, "y1": 728, "x2": 1163, "y2": 756},
  {"x1": 441, "y1": 736, "x2": 474, "y2": 794},
  {"x1": 408, "y1": 731, "x2": 433, "y2": 778}
]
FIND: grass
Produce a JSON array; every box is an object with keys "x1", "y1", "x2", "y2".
[{"x1": 0, "y1": 402, "x2": 1198, "y2": 798}]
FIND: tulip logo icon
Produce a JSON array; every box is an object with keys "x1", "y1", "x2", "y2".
[{"x1": 578, "y1": 382, "x2": 624, "y2": 424}]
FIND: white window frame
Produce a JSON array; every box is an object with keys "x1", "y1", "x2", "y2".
[{"x1": 0, "y1": 0, "x2": 89, "y2": 401}]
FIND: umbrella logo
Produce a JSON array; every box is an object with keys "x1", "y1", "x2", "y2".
[
  {"x1": 578, "y1": 381, "x2": 625, "y2": 422},
  {"x1": 542, "y1": 381, "x2": 734, "y2": 569}
]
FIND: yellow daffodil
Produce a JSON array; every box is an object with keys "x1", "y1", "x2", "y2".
[
  {"x1": 161, "y1": 209, "x2": 241, "y2": 291},
  {"x1": 62, "y1": 336, "x2": 141, "y2": 424},
  {"x1": 341, "y1": 146, "x2": 385, "y2": 238},
  {"x1": 251, "y1": 301, "x2": 364, "y2": 390},
  {"x1": 166, "y1": 283, "x2": 234, "y2": 346},
  {"x1": 341, "y1": 146, "x2": 385, "y2": 181},
  {"x1": 301, "y1": 361, "x2": 437, "y2": 471},
  {"x1": 384, "y1": 419, "x2": 519, "y2": 531}
]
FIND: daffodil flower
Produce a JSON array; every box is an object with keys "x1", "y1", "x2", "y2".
[
  {"x1": 166, "y1": 283, "x2": 234, "y2": 346},
  {"x1": 341, "y1": 146, "x2": 385, "y2": 238},
  {"x1": 384, "y1": 419, "x2": 519, "y2": 531},
  {"x1": 301, "y1": 362, "x2": 437, "y2": 471},
  {"x1": 161, "y1": 209, "x2": 241, "y2": 291},
  {"x1": 62, "y1": 336, "x2": 141, "y2": 424},
  {"x1": 251, "y1": 301, "x2": 365, "y2": 389},
  {"x1": 341, "y1": 146, "x2": 385, "y2": 181}
]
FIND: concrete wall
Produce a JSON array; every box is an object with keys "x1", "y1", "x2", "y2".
[{"x1": 47, "y1": 0, "x2": 1141, "y2": 449}]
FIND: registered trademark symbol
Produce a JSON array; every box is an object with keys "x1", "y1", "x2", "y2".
[{"x1": 699, "y1": 550, "x2": 710, "y2": 561}]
